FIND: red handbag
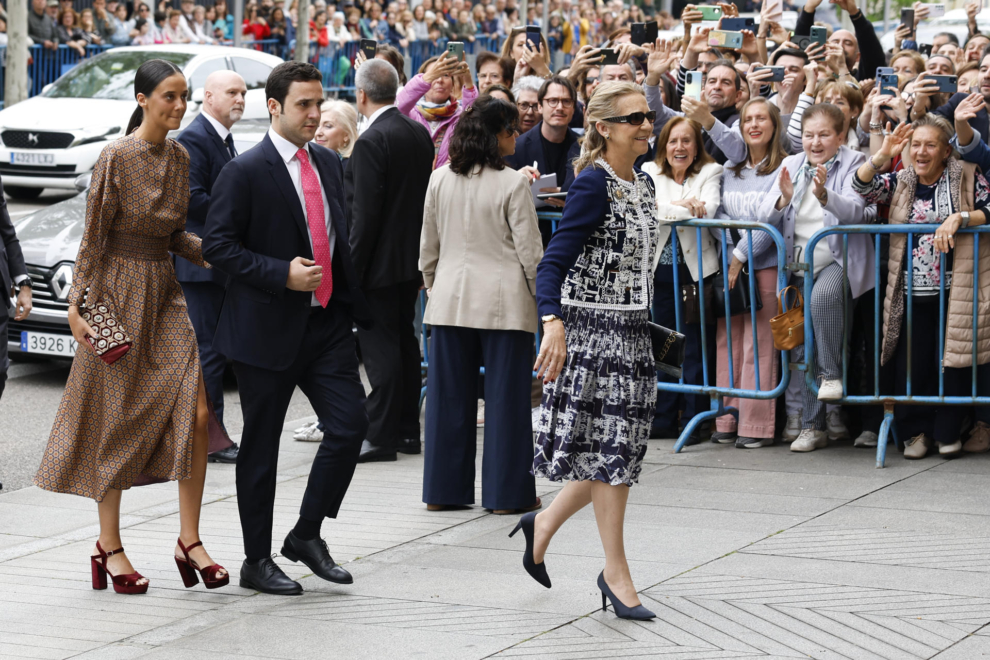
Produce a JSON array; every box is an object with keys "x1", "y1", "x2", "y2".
[{"x1": 80, "y1": 301, "x2": 133, "y2": 364}]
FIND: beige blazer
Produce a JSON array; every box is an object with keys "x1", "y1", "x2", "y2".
[{"x1": 419, "y1": 164, "x2": 544, "y2": 332}]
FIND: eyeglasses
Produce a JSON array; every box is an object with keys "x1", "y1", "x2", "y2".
[
  {"x1": 585, "y1": 77, "x2": 599, "y2": 84},
  {"x1": 602, "y1": 111, "x2": 656, "y2": 126},
  {"x1": 542, "y1": 97, "x2": 574, "y2": 108},
  {"x1": 518, "y1": 102, "x2": 539, "y2": 112}
]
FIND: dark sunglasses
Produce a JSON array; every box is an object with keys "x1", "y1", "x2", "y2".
[{"x1": 602, "y1": 111, "x2": 656, "y2": 126}]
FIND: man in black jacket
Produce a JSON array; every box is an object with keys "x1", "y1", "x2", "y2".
[
  {"x1": 345, "y1": 58, "x2": 434, "y2": 463},
  {"x1": 176, "y1": 70, "x2": 247, "y2": 465},
  {"x1": 793, "y1": 0, "x2": 884, "y2": 82},
  {"x1": 1, "y1": 177, "x2": 32, "y2": 403}
]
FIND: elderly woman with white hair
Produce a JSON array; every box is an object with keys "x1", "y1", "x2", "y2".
[
  {"x1": 511, "y1": 75, "x2": 545, "y2": 134},
  {"x1": 328, "y1": 11, "x2": 351, "y2": 44},
  {"x1": 315, "y1": 100, "x2": 359, "y2": 163}
]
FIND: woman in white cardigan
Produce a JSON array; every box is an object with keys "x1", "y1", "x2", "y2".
[{"x1": 642, "y1": 117, "x2": 723, "y2": 443}]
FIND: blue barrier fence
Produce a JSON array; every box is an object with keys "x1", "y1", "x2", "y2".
[
  {"x1": 0, "y1": 36, "x2": 508, "y2": 105},
  {"x1": 662, "y1": 219, "x2": 791, "y2": 452},
  {"x1": 803, "y1": 224, "x2": 990, "y2": 468}
]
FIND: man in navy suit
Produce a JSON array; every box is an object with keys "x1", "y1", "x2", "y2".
[
  {"x1": 504, "y1": 76, "x2": 580, "y2": 247},
  {"x1": 176, "y1": 70, "x2": 247, "y2": 465},
  {"x1": 203, "y1": 62, "x2": 371, "y2": 596}
]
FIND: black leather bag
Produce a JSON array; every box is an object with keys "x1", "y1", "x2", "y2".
[
  {"x1": 712, "y1": 229, "x2": 763, "y2": 318},
  {"x1": 648, "y1": 321, "x2": 686, "y2": 379}
]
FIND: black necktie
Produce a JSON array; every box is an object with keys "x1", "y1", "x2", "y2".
[{"x1": 224, "y1": 133, "x2": 237, "y2": 159}]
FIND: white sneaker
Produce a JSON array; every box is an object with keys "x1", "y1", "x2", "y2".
[
  {"x1": 853, "y1": 431, "x2": 878, "y2": 448},
  {"x1": 293, "y1": 421, "x2": 323, "y2": 442},
  {"x1": 818, "y1": 379, "x2": 844, "y2": 401},
  {"x1": 293, "y1": 421, "x2": 317, "y2": 435},
  {"x1": 783, "y1": 413, "x2": 802, "y2": 442},
  {"x1": 791, "y1": 429, "x2": 828, "y2": 452},
  {"x1": 826, "y1": 410, "x2": 850, "y2": 441}
]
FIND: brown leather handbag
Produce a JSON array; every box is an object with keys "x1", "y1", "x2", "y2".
[{"x1": 769, "y1": 285, "x2": 804, "y2": 350}]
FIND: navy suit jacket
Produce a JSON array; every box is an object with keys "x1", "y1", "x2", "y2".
[
  {"x1": 504, "y1": 122, "x2": 580, "y2": 193},
  {"x1": 176, "y1": 113, "x2": 233, "y2": 284},
  {"x1": 202, "y1": 133, "x2": 370, "y2": 371}
]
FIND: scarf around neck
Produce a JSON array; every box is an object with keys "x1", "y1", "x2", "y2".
[
  {"x1": 416, "y1": 98, "x2": 458, "y2": 122},
  {"x1": 791, "y1": 151, "x2": 839, "y2": 211}
]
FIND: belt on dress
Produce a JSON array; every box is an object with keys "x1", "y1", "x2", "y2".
[{"x1": 105, "y1": 231, "x2": 171, "y2": 261}]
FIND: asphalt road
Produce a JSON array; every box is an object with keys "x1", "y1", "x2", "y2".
[{"x1": 0, "y1": 191, "x2": 326, "y2": 494}]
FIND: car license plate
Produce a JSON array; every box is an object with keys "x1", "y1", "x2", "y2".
[
  {"x1": 20, "y1": 331, "x2": 77, "y2": 357},
  {"x1": 11, "y1": 152, "x2": 55, "y2": 166}
]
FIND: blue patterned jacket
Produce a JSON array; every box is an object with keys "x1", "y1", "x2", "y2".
[{"x1": 536, "y1": 160, "x2": 659, "y2": 318}]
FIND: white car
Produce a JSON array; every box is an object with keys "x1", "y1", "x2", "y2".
[{"x1": 0, "y1": 44, "x2": 281, "y2": 199}]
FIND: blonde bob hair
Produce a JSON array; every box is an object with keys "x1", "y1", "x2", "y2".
[
  {"x1": 320, "y1": 100, "x2": 359, "y2": 159},
  {"x1": 573, "y1": 81, "x2": 645, "y2": 174}
]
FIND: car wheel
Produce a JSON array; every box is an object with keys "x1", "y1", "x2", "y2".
[{"x1": 4, "y1": 186, "x2": 44, "y2": 200}]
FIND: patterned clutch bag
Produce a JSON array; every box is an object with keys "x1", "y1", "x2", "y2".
[{"x1": 80, "y1": 301, "x2": 133, "y2": 364}]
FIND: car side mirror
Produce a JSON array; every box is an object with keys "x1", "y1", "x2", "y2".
[
  {"x1": 74, "y1": 173, "x2": 91, "y2": 192},
  {"x1": 192, "y1": 88, "x2": 205, "y2": 104}
]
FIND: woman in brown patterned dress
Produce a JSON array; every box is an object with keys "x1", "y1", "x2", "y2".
[{"x1": 35, "y1": 60, "x2": 231, "y2": 594}]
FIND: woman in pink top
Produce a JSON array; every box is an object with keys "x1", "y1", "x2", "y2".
[{"x1": 396, "y1": 52, "x2": 478, "y2": 168}]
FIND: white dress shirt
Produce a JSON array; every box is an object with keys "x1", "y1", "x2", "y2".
[
  {"x1": 268, "y1": 127, "x2": 336, "y2": 305},
  {"x1": 357, "y1": 102, "x2": 400, "y2": 135},
  {"x1": 202, "y1": 110, "x2": 231, "y2": 142}
]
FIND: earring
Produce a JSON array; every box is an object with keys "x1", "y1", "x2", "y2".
[{"x1": 604, "y1": 133, "x2": 611, "y2": 140}]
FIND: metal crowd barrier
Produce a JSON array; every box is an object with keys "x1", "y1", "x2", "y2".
[
  {"x1": 0, "y1": 36, "x2": 511, "y2": 105},
  {"x1": 664, "y1": 220, "x2": 790, "y2": 452},
  {"x1": 803, "y1": 224, "x2": 990, "y2": 468}
]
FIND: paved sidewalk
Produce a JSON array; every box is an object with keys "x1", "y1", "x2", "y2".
[{"x1": 1, "y1": 418, "x2": 989, "y2": 660}]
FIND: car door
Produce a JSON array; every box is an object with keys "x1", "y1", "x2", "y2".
[{"x1": 230, "y1": 57, "x2": 274, "y2": 120}]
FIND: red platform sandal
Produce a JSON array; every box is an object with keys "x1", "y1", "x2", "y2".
[
  {"x1": 174, "y1": 538, "x2": 230, "y2": 589},
  {"x1": 91, "y1": 541, "x2": 149, "y2": 594}
]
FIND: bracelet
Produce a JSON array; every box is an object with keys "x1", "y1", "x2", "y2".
[{"x1": 869, "y1": 121, "x2": 883, "y2": 131}]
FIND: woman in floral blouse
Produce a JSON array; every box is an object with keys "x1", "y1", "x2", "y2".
[{"x1": 854, "y1": 114, "x2": 990, "y2": 460}]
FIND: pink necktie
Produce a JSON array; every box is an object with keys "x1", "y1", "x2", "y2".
[{"x1": 296, "y1": 148, "x2": 333, "y2": 307}]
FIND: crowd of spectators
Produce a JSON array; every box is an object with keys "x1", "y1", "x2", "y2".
[{"x1": 23, "y1": 0, "x2": 990, "y2": 468}]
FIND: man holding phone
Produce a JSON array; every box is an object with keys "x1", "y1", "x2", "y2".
[
  {"x1": 923, "y1": 52, "x2": 990, "y2": 141},
  {"x1": 646, "y1": 40, "x2": 744, "y2": 165},
  {"x1": 794, "y1": 0, "x2": 884, "y2": 82}
]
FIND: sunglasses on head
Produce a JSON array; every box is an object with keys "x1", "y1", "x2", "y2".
[{"x1": 602, "y1": 111, "x2": 656, "y2": 126}]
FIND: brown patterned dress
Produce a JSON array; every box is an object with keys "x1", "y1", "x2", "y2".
[{"x1": 35, "y1": 135, "x2": 229, "y2": 502}]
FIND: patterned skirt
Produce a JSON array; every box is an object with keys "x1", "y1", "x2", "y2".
[{"x1": 533, "y1": 305, "x2": 656, "y2": 486}]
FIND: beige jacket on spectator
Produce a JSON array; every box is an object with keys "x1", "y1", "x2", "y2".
[
  {"x1": 882, "y1": 159, "x2": 990, "y2": 369},
  {"x1": 420, "y1": 164, "x2": 544, "y2": 333}
]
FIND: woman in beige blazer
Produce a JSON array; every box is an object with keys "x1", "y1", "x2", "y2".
[{"x1": 419, "y1": 95, "x2": 544, "y2": 514}]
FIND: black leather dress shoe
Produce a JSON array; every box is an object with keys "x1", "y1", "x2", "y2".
[
  {"x1": 356, "y1": 439, "x2": 397, "y2": 463},
  {"x1": 396, "y1": 438, "x2": 421, "y2": 455},
  {"x1": 281, "y1": 531, "x2": 353, "y2": 584},
  {"x1": 209, "y1": 442, "x2": 239, "y2": 464},
  {"x1": 239, "y1": 557, "x2": 303, "y2": 595}
]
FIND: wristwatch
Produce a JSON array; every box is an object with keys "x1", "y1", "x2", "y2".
[
  {"x1": 961, "y1": 211, "x2": 972, "y2": 228},
  {"x1": 541, "y1": 314, "x2": 562, "y2": 325}
]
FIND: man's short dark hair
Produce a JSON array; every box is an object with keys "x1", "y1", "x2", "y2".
[
  {"x1": 935, "y1": 31, "x2": 960, "y2": 46},
  {"x1": 707, "y1": 60, "x2": 742, "y2": 91},
  {"x1": 265, "y1": 61, "x2": 322, "y2": 118},
  {"x1": 538, "y1": 76, "x2": 576, "y2": 104},
  {"x1": 771, "y1": 47, "x2": 810, "y2": 66}
]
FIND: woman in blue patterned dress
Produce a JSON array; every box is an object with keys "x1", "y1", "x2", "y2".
[{"x1": 509, "y1": 81, "x2": 659, "y2": 621}]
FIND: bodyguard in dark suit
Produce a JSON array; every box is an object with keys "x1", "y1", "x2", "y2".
[
  {"x1": 504, "y1": 76, "x2": 580, "y2": 247},
  {"x1": 176, "y1": 70, "x2": 247, "y2": 465},
  {"x1": 203, "y1": 62, "x2": 370, "y2": 596},
  {"x1": 345, "y1": 59, "x2": 434, "y2": 463},
  {"x1": 1, "y1": 177, "x2": 32, "y2": 402}
]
